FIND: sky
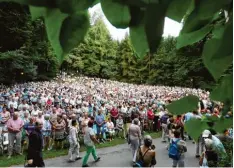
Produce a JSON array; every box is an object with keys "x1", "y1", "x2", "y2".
[{"x1": 89, "y1": 4, "x2": 182, "y2": 41}]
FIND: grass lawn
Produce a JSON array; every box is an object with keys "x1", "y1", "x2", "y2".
[{"x1": 0, "y1": 131, "x2": 161, "y2": 167}]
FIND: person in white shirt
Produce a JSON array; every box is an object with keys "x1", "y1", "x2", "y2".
[
  {"x1": 19, "y1": 107, "x2": 30, "y2": 119},
  {"x1": 106, "y1": 118, "x2": 115, "y2": 141},
  {"x1": 68, "y1": 119, "x2": 81, "y2": 162},
  {"x1": 18, "y1": 100, "x2": 29, "y2": 111}
]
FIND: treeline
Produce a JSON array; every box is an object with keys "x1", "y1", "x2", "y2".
[
  {"x1": 62, "y1": 18, "x2": 214, "y2": 88},
  {"x1": 0, "y1": 2, "x2": 58, "y2": 84},
  {"x1": 0, "y1": 2, "x2": 215, "y2": 88}
]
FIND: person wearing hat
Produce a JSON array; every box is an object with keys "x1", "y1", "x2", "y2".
[
  {"x1": 199, "y1": 138, "x2": 218, "y2": 167},
  {"x1": 202, "y1": 130, "x2": 226, "y2": 157},
  {"x1": 128, "y1": 118, "x2": 141, "y2": 166},
  {"x1": 135, "y1": 135, "x2": 156, "y2": 167}
]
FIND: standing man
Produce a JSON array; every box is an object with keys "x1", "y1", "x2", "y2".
[
  {"x1": 82, "y1": 120, "x2": 100, "y2": 167},
  {"x1": 95, "y1": 110, "x2": 105, "y2": 143},
  {"x1": 7, "y1": 112, "x2": 24, "y2": 159},
  {"x1": 26, "y1": 120, "x2": 45, "y2": 167}
]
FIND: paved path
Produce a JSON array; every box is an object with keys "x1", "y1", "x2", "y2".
[{"x1": 16, "y1": 138, "x2": 199, "y2": 167}]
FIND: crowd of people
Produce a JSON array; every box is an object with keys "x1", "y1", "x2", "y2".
[{"x1": 0, "y1": 76, "x2": 232, "y2": 167}]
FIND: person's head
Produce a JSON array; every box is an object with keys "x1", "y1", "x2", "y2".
[
  {"x1": 202, "y1": 130, "x2": 212, "y2": 139},
  {"x1": 52, "y1": 108, "x2": 56, "y2": 113},
  {"x1": 118, "y1": 115, "x2": 122, "y2": 119},
  {"x1": 169, "y1": 118, "x2": 174, "y2": 123},
  {"x1": 35, "y1": 120, "x2": 43, "y2": 130},
  {"x1": 108, "y1": 118, "x2": 111, "y2": 122},
  {"x1": 98, "y1": 110, "x2": 102, "y2": 115},
  {"x1": 38, "y1": 111, "x2": 42, "y2": 117},
  {"x1": 88, "y1": 120, "x2": 94, "y2": 128},
  {"x1": 13, "y1": 112, "x2": 19, "y2": 120},
  {"x1": 84, "y1": 112, "x2": 88, "y2": 118},
  {"x1": 174, "y1": 130, "x2": 181, "y2": 138},
  {"x1": 44, "y1": 114, "x2": 50, "y2": 120},
  {"x1": 29, "y1": 116, "x2": 34, "y2": 123},
  {"x1": 24, "y1": 112, "x2": 29, "y2": 117},
  {"x1": 144, "y1": 135, "x2": 153, "y2": 147},
  {"x1": 2, "y1": 107, "x2": 6, "y2": 112},
  {"x1": 71, "y1": 119, "x2": 77, "y2": 127},
  {"x1": 192, "y1": 110, "x2": 198, "y2": 115},
  {"x1": 57, "y1": 114, "x2": 62, "y2": 121},
  {"x1": 133, "y1": 118, "x2": 139, "y2": 125},
  {"x1": 204, "y1": 138, "x2": 213, "y2": 151}
]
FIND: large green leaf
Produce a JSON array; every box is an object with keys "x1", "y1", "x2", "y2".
[
  {"x1": 44, "y1": 9, "x2": 68, "y2": 64},
  {"x1": 185, "y1": 119, "x2": 209, "y2": 141},
  {"x1": 181, "y1": 0, "x2": 231, "y2": 33},
  {"x1": 129, "y1": 6, "x2": 145, "y2": 27},
  {"x1": 166, "y1": 95, "x2": 199, "y2": 115},
  {"x1": 101, "y1": 0, "x2": 130, "y2": 28},
  {"x1": 202, "y1": 20, "x2": 232, "y2": 80},
  {"x1": 166, "y1": 0, "x2": 191, "y2": 22},
  {"x1": 29, "y1": 6, "x2": 46, "y2": 20},
  {"x1": 145, "y1": 4, "x2": 166, "y2": 53},
  {"x1": 213, "y1": 117, "x2": 233, "y2": 133},
  {"x1": 59, "y1": 12, "x2": 90, "y2": 55},
  {"x1": 196, "y1": 0, "x2": 231, "y2": 20},
  {"x1": 57, "y1": 0, "x2": 98, "y2": 14},
  {"x1": 210, "y1": 75, "x2": 233, "y2": 103},
  {"x1": 130, "y1": 24, "x2": 149, "y2": 59},
  {"x1": 176, "y1": 24, "x2": 213, "y2": 49},
  {"x1": 202, "y1": 39, "x2": 232, "y2": 80},
  {"x1": 212, "y1": 18, "x2": 233, "y2": 59}
]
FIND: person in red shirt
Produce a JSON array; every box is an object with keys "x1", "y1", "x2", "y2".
[
  {"x1": 147, "y1": 107, "x2": 154, "y2": 131},
  {"x1": 110, "y1": 105, "x2": 119, "y2": 126},
  {"x1": 46, "y1": 98, "x2": 53, "y2": 107}
]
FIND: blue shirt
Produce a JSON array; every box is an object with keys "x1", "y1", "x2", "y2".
[
  {"x1": 184, "y1": 112, "x2": 193, "y2": 122},
  {"x1": 95, "y1": 114, "x2": 105, "y2": 125}
]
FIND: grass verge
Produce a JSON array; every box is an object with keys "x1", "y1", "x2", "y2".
[{"x1": 0, "y1": 131, "x2": 161, "y2": 167}]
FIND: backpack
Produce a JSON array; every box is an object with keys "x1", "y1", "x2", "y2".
[
  {"x1": 168, "y1": 139, "x2": 181, "y2": 160},
  {"x1": 135, "y1": 147, "x2": 150, "y2": 167}
]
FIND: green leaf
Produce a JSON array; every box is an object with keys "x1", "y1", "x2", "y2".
[
  {"x1": 210, "y1": 75, "x2": 233, "y2": 103},
  {"x1": 29, "y1": 6, "x2": 46, "y2": 20},
  {"x1": 212, "y1": 18, "x2": 233, "y2": 59},
  {"x1": 196, "y1": 0, "x2": 231, "y2": 20},
  {"x1": 129, "y1": 6, "x2": 145, "y2": 27},
  {"x1": 202, "y1": 40, "x2": 232, "y2": 80},
  {"x1": 101, "y1": 0, "x2": 130, "y2": 28},
  {"x1": 57, "y1": 0, "x2": 98, "y2": 14},
  {"x1": 176, "y1": 24, "x2": 212, "y2": 49},
  {"x1": 145, "y1": 4, "x2": 166, "y2": 53},
  {"x1": 44, "y1": 9, "x2": 68, "y2": 64},
  {"x1": 130, "y1": 24, "x2": 149, "y2": 58},
  {"x1": 181, "y1": 0, "x2": 231, "y2": 33},
  {"x1": 185, "y1": 119, "x2": 209, "y2": 141},
  {"x1": 0, "y1": 0, "x2": 56, "y2": 7},
  {"x1": 213, "y1": 118, "x2": 233, "y2": 133},
  {"x1": 60, "y1": 12, "x2": 90, "y2": 57},
  {"x1": 166, "y1": 95, "x2": 199, "y2": 115},
  {"x1": 166, "y1": 0, "x2": 191, "y2": 22}
]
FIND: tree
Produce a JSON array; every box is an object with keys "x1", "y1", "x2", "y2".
[{"x1": 63, "y1": 18, "x2": 118, "y2": 79}]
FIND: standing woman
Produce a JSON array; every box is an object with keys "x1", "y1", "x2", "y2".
[
  {"x1": 129, "y1": 118, "x2": 141, "y2": 166},
  {"x1": 54, "y1": 114, "x2": 66, "y2": 149},
  {"x1": 68, "y1": 120, "x2": 82, "y2": 162}
]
